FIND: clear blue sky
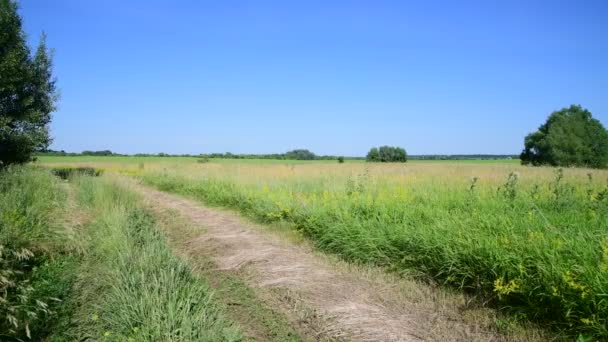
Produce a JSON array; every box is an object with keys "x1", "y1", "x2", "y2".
[{"x1": 19, "y1": 0, "x2": 608, "y2": 156}]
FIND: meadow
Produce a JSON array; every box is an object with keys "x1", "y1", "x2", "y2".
[
  {"x1": 37, "y1": 156, "x2": 608, "y2": 339},
  {"x1": 0, "y1": 166, "x2": 243, "y2": 341}
]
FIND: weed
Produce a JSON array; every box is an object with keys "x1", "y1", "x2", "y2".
[{"x1": 52, "y1": 167, "x2": 102, "y2": 179}]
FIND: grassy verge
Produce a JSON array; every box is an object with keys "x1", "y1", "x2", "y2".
[
  {"x1": 53, "y1": 175, "x2": 242, "y2": 341},
  {"x1": 140, "y1": 169, "x2": 608, "y2": 339},
  {"x1": 0, "y1": 166, "x2": 81, "y2": 340},
  {"x1": 1, "y1": 167, "x2": 246, "y2": 341}
]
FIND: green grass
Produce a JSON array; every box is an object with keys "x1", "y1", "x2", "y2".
[
  {"x1": 0, "y1": 166, "x2": 81, "y2": 340},
  {"x1": 0, "y1": 167, "x2": 245, "y2": 341},
  {"x1": 153, "y1": 208, "x2": 303, "y2": 341},
  {"x1": 53, "y1": 175, "x2": 242, "y2": 341},
  {"x1": 139, "y1": 165, "x2": 608, "y2": 339}
]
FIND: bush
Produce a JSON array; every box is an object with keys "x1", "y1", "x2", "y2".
[
  {"x1": 51, "y1": 167, "x2": 102, "y2": 180},
  {"x1": 366, "y1": 146, "x2": 407, "y2": 162},
  {"x1": 284, "y1": 149, "x2": 316, "y2": 160}
]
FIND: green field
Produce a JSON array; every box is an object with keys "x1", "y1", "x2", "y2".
[
  {"x1": 0, "y1": 167, "x2": 246, "y2": 340},
  {"x1": 34, "y1": 156, "x2": 608, "y2": 339}
]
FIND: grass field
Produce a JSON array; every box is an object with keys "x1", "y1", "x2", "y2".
[
  {"x1": 0, "y1": 166, "x2": 244, "y2": 341},
  {"x1": 36, "y1": 156, "x2": 608, "y2": 339}
]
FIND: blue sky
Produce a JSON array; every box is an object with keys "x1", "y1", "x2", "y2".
[{"x1": 19, "y1": 0, "x2": 608, "y2": 156}]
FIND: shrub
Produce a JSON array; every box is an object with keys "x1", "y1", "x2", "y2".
[
  {"x1": 284, "y1": 149, "x2": 316, "y2": 160},
  {"x1": 51, "y1": 167, "x2": 102, "y2": 180},
  {"x1": 366, "y1": 146, "x2": 407, "y2": 162}
]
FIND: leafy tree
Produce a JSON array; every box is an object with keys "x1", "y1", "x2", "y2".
[
  {"x1": 0, "y1": 0, "x2": 57, "y2": 168},
  {"x1": 82, "y1": 150, "x2": 115, "y2": 156},
  {"x1": 366, "y1": 147, "x2": 379, "y2": 161},
  {"x1": 284, "y1": 149, "x2": 316, "y2": 160},
  {"x1": 366, "y1": 146, "x2": 407, "y2": 162},
  {"x1": 520, "y1": 105, "x2": 608, "y2": 168},
  {"x1": 337, "y1": 156, "x2": 344, "y2": 163}
]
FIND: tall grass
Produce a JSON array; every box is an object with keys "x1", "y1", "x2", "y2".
[
  {"x1": 1, "y1": 166, "x2": 243, "y2": 340},
  {"x1": 57, "y1": 175, "x2": 242, "y2": 341},
  {"x1": 0, "y1": 167, "x2": 80, "y2": 340},
  {"x1": 140, "y1": 163, "x2": 608, "y2": 338}
]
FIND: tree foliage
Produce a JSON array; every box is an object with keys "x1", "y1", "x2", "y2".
[
  {"x1": 0, "y1": 0, "x2": 57, "y2": 168},
  {"x1": 520, "y1": 105, "x2": 608, "y2": 168},
  {"x1": 284, "y1": 149, "x2": 316, "y2": 160},
  {"x1": 366, "y1": 146, "x2": 407, "y2": 162}
]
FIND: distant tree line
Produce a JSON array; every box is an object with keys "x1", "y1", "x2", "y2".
[
  {"x1": 37, "y1": 149, "x2": 522, "y2": 161},
  {"x1": 37, "y1": 104, "x2": 608, "y2": 171},
  {"x1": 38, "y1": 149, "x2": 120, "y2": 156},
  {"x1": 410, "y1": 154, "x2": 518, "y2": 160},
  {"x1": 200, "y1": 149, "x2": 349, "y2": 160},
  {"x1": 37, "y1": 149, "x2": 360, "y2": 161}
]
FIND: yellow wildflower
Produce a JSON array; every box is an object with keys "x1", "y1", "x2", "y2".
[{"x1": 494, "y1": 277, "x2": 520, "y2": 297}]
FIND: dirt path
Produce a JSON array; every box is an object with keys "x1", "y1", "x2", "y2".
[{"x1": 135, "y1": 184, "x2": 506, "y2": 342}]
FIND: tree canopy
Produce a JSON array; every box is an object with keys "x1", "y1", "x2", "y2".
[
  {"x1": 520, "y1": 105, "x2": 608, "y2": 168},
  {"x1": 366, "y1": 146, "x2": 407, "y2": 162},
  {"x1": 284, "y1": 149, "x2": 316, "y2": 160},
  {"x1": 0, "y1": 0, "x2": 57, "y2": 168}
]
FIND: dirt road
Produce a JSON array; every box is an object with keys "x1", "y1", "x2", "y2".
[{"x1": 136, "y1": 184, "x2": 506, "y2": 341}]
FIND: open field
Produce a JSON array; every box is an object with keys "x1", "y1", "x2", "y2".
[
  {"x1": 5, "y1": 0, "x2": 607, "y2": 339},
  {"x1": 35, "y1": 156, "x2": 608, "y2": 339}
]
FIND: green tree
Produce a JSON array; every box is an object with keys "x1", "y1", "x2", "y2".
[
  {"x1": 284, "y1": 149, "x2": 316, "y2": 160},
  {"x1": 366, "y1": 147, "x2": 379, "y2": 161},
  {"x1": 0, "y1": 0, "x2": 57, "y2": 168},
  {"x1": 366, "y1": 146, "x2": 407, "y2": 162},
  {"x1": 520, "y1": 105, "x2": 608, "y2": 168}
]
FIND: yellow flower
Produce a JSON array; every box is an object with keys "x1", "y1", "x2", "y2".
[
  {"x1": 600, "y1": 238, "x2": 608, "y2": 273},
  {"x1": 562, "y1": 271, "x2": 591, "y2": 298},
  {"x1": 552, "y1": 239, "x2": 563, "y2": 249},
  {"x1": 527, "y1": 231, "x2": 544, "y2": 241},
  {"x1": 494, "y1": 277, "x2": 520, "y2": 297}
]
